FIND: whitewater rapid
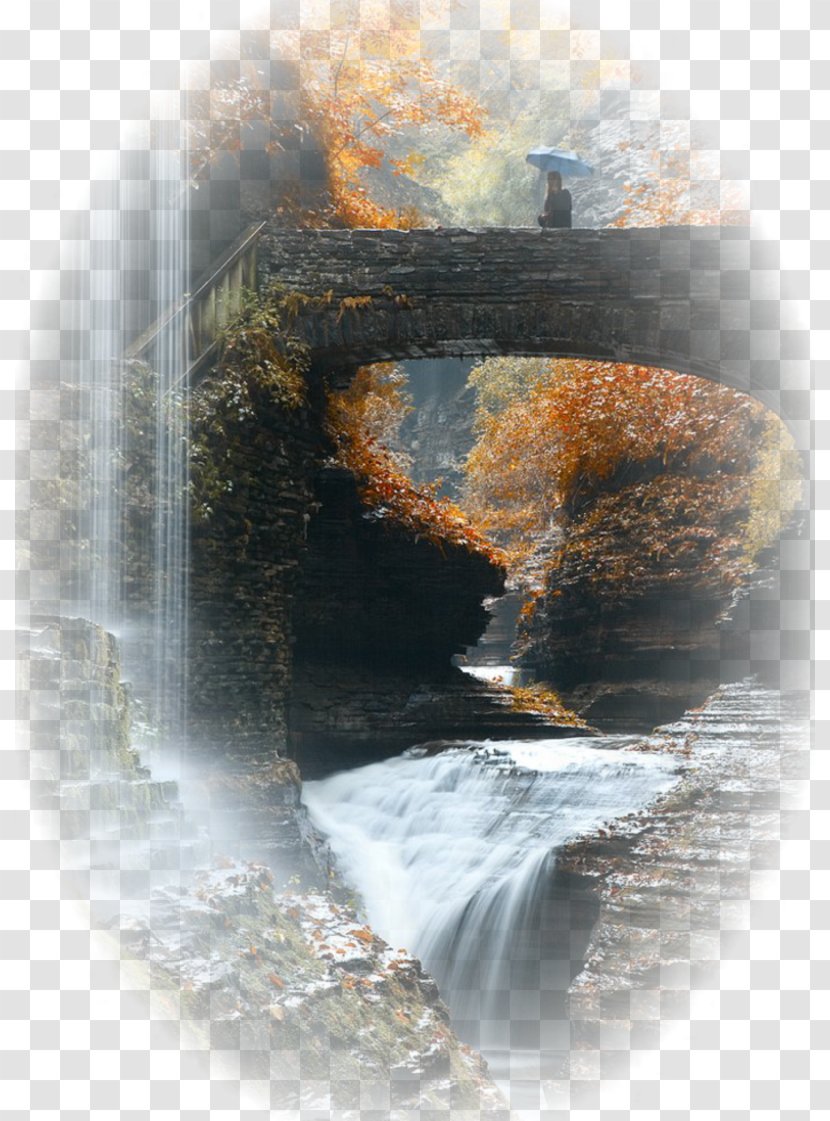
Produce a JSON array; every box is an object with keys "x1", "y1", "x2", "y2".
[{"x1": 303, "y1": 736, "x2": 680, "y2": 1053}]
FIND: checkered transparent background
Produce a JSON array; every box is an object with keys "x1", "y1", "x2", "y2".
[{"x1": 2, "y1": 0, "x2": 826, "y2": 1117}]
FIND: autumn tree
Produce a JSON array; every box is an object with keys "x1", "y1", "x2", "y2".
[
  {"x1": 327, "y1": 363, "x2": 413, "y2": 469},
  {"x1": 185, "y1": 5, "x2": 487, "y2": 230},
  {"x1": 608, "y1": 144, "x2": 748, "y2": 229},
  {"x1": 463, "y1": 360, "x2": 801, "y2": 590},
  {"x1": 467, "y1": 356, "x2": 554, "y2": 428},
  {"x1": 301, "y1": 46, "x2": 485, "y2": 228}
]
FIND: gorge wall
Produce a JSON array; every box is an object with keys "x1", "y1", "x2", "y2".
[
  {"x1": 180, "y1": 369, "x2": 553, "y2": 770},
  {"x1": 29, "y1": 622, "x2": 508, "y2": 1117},
  {"x1": 517, "y1": 549, "x2": 797, "y2": 731},
  {"x1": 186, "y1": 385, "x2": 322, "y2": 756}
]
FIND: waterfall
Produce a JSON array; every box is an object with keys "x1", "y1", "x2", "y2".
[
  {"x1": 148, "y1": 134, "x2": 190, "y2": 746},
  {"x1": 81, "y1": 121, "x2": 191, "y2": 749},
  {"x1": 303, "y1": 739, "x2": 679, "y2": 1054}
]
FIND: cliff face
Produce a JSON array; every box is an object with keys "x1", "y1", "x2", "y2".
[
  {"x1": 31, "y1": 616, "x2": 508, "y2": 1117},
  {"x1": 187, "y1": 388, "x2": 322, "y2": 755},
  {"x1": 516, "y1": 493, "x2": 804, "y2": 731},
  {"x1": 183, "y1": 369, "x2": 521, "y2": 766},
  {"x1": 400, "y1": 358, "x2": 477, "y2": 497},
  {"x1": 520, "y1": 583, "x2": 739, "y2": 729},
  {"x1": 293, "y1": 466, "x2": 502, "y2": 673},
  {"x1": 289, "y1": 465, "x2": 531, "y2": 769}
]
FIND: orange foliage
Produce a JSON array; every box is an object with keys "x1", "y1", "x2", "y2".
[
  {"x1": 330, "y1": 365, "x2": 413, "y2": 465},
  {"x1": 508, "y1": 684, "x2": 588, "y2": 727},
  {"x1": 464, "y1": 360, "x2": 765, "y2": 542},
  {"x1": 303, "y1": 55, "x2": 486, "y2": 228},
  {"x1": 327, "y1": 366, "x2": 505, "y2": 564},
  {"x1": 188, "y1": 20, "x2": 486, "y2": 231}
]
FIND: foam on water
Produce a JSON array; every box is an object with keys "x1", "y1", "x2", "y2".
[{"x1": 304, "y1": 738, "x2": 679, "y2": 1027}]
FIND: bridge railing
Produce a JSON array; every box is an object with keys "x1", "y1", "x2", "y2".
[{"x1": 124, "y1": 220, "x2": 266, "y2": 385}]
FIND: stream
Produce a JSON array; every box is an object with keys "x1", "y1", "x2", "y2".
[
  {"x1": 302, "y1": 677, "x2": 807, "y2": 1104},
  {"x1": 303, "y1": 718, "x2": 679, "y2": 1083}
]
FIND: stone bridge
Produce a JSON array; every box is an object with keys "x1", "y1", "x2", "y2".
[{"x1": 261, "y1": 225, "x2": 808, "y2": 449}]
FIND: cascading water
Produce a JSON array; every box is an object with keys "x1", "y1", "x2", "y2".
[
  {"x1": 303, "y1": 736, "x2": 680, "y2": 1071},
  {"x1": 147, "y1": 131, "x2": 191, "y2": 747},
  {"x1": 82, "y1": 121, "x2": 191, "y2": 750}
]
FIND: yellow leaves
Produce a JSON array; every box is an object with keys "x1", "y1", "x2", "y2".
[
  {"x1": 303, "y1": 42, "x2": 486, "y2": 228},
  {"x1": 337, "y1": 294, "x2": 374, "y2": 321},
  {"x1": 462, "y1": 357, "x2": 794, "y2": 582},
  {"x1": 390, "y1": 152, "x2": 426, "y2": 178},
  {"x1": 607, "y1": 145, "x2": 750, "y2": 230},
  {"x1": 327, "y1": 363, "x2": 413, "y2": 454},
  {"x1": 509, "y1": 684, "x2": 587, "y2": 726}
]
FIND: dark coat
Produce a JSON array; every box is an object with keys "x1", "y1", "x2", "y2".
[{"x1": 538, "y1": 188, "x2": 572, "y2": 228}]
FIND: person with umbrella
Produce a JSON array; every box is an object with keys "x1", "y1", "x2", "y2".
[
  {"x1": 526, "y1": 147, "x2": 593, "y2": 229},
  {"x1": 538, "y1": 170, "x2": 572, "y2": 228}
]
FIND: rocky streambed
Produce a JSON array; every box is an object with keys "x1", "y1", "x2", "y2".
[
  {"x1": 123, "y1": 860, "x2": 507, "y2": 1116},
  {"x1": 555, "y1": 681, "x2": 808, "y2": 1082},
  {"x1": 302, "y1": 678, "x2": 809, "y2": 1113},
  {"x1": 26, "y1": 616, "x2": 808, "y2": 1118}
]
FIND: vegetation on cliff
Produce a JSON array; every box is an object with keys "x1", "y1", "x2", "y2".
[
  {"x1": 463, "y1": 357, "x2": 801, "y2": 593},
  {"x1": 507, "y1": 682, "x2": 590, "y2": 727},
  {"x1": 326, "y1": 364, "x2": 506, "y2": 565},
  {"x1": 459, "y1": 355, "x2": 802, "y2": 695},
  {"x1": 187, "y1": 283, "x2": 311, "y2": 522}
]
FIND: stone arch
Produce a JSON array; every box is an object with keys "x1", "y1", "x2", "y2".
[{"x1": 262, "y1": 224, "x2": 808, "y2": 453}]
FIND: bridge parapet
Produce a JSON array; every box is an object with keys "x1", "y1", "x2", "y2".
[{"x1": 264, "y1": 225, "x2": 745, "y2": 300}]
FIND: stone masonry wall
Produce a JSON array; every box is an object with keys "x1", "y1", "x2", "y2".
[
  {"x1": 259, "y1": 225, "x2": 805, "y2": 448},
  {"x1": 187, "y1": 387, "x2": 322, "y2": 756}
]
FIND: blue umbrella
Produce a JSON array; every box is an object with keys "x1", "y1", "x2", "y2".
[{"x1": 526, "y1": 147, "x2": 593, "y2": 177}]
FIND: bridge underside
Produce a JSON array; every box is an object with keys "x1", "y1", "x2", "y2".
[{"x1": 262, "y1": 225, "x2": 809, "y2": 451}]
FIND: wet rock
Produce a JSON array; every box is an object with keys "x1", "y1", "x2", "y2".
[
  {"x1": 126, "y1": 859, "x2": 508, "y2": 1116},
  {"x1": 290, "y1": 664, "x2": 594, "y2": 776},
  {"x1": 33, "y1": 617, "x2": 509, "y2": 1117},
  {"x1": 553, "y1": 682, "x2": 808, "y2": 1083},
  {"x1": 518, "y1": 527, "x2": 805, "y2": 733}
]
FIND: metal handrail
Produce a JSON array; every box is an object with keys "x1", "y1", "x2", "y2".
[{"x1": 124, "y1": 220, "x2": 267, "y2": 384}]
